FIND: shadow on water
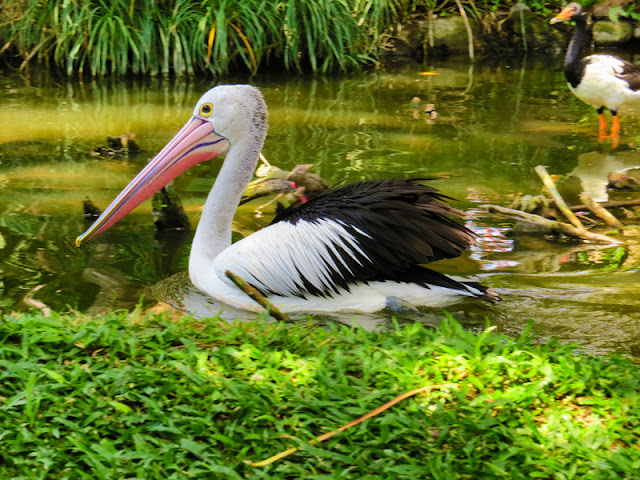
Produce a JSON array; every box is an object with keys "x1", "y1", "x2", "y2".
[{"x1": 2, "y1": 55, "x2": 640, "y2": 355}]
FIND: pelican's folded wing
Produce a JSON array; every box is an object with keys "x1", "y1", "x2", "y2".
[{"x1": 214, "y1": 179, "x2": 476, "y2": 299}]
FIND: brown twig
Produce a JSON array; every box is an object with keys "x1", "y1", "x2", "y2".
[
  {"x1": 535, "y1": 165, "x2": 586, "y2": 232},
  {"x1": 246, "y1": 377, "x2": 464, "y2": 467},
  {"x1": 578, "y1": 194, "x2": 623, "y2": 228},
  {"x1": 569, "y1": 198, "x2": 640, "y2": 211}
]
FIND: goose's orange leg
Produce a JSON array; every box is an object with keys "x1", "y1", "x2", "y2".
[
  {"x1": 611, "y1": 112, "x2": 620, "y2": 134},
  {"x1": 597, "y1": 107, "x2": 609, "y2": 145},
  {"x1": 597, "y1": 107, "x2": 608, "y2": 140},
  {"x1": 611, "y1": 111, "x2": 620, "y2": 149}
]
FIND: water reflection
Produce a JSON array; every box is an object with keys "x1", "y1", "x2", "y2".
[
  {"x1": 148, "y1": 270, "x2": 495, "y2": 335},
  {"x1": 2, "y1": 56, "x2": 640, "y2": 356},
  {"x1": 560, "y1": 150, "x2": 640, "y2": 203}
]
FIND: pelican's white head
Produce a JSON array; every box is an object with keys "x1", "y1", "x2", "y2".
[
  {"x1": 76, "y1": 84, "x2": 268, "y2": 245},
  {"x1": 193, "y1": 85, "x2": 268, "y2": 147}
]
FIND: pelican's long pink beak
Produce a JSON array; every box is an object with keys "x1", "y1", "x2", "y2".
[{"x1": 76, "y1": 117, "x2": 230, "y2": 245}]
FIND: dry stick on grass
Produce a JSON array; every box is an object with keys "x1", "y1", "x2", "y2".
[
  {"x1": 225, "y1": 270, "x2": 292, "y2": 323},
  {"x1": 482, "y1": 205, "x2": 624, "y2": 244},
  {"x1": 246, "y1": 378, "x2": 464, "y2": 467},
  {"x1": 578, "y1": 194, "x2": 623, "y2": 228},
  {"x1": 535, "y1": 165, "x2": 586, "y2": 232}
]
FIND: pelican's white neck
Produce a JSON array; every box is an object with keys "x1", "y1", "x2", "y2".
[{"x1": 189, "y1": 123, "x2": 266, "y2": 287}]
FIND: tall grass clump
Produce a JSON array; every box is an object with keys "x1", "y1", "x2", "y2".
[
  {"x1": 276, "y1": 0, "x2": 368, "y2": 73},
  {"x1": 1, "y1": 0, "x2": 602, "y2": 76},
  {"x1": 0, "y1": 0, "x2": 403, "y2": 77},
  {"x1": 355, "y1": 0, "x2": 409, "y2": 55},
  {"x1": 201, "y1": 0, "x2": 272, "y2": 75}
]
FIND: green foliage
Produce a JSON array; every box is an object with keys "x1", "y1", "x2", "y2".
[
  {"x1": 356, "y1": 0, "x2": 409, "y2": 54},
  {"x1": 1, "y1": 311, "x2": 640, "y2": 478},
  {"x1": 277, "y1": 0, "x2": 365, "y2": 73},
  {"x1": 200, "y1": 0, "x2": 269, "y2": 75},
  {"x1": 0, "y1": 0, "x2": 385, "y2": 76},
  {"x1": 608, "y1": 4, "x2": 640, "y2": 22},
  {"x1": 0, "y1": 0, "x2": 596, "y2": 77}
]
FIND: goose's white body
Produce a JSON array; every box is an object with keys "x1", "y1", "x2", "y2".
[
  {"x1": 571, "y1": 55, "x2": 640, "y2": 112},
  {"x1": 77, "y1": 85, "x2": 497, "y2": 314}
]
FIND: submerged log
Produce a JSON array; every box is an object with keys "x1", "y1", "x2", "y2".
[{"x1": 482, "y1": 205, "x2": 624, "y2": 245}]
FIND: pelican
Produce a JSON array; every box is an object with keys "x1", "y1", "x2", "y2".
[{"x1": 76, "y1": 85, "x2": 498, "y2": 314}]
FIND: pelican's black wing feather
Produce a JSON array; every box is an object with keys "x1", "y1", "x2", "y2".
[{"x1": 269, "y1": 178, "x2": 483, "y2": 296}]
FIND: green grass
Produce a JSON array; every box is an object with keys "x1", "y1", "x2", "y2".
[{"x1": 1, "y1": 311, "x2": 640, "y2": 479}]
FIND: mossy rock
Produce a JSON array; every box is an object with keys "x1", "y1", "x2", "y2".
[
  {"x1": 593, "y1": 19, "x2": 633, "y2": 44},
  {"x1": 385, "y1": 15, "x2": 482, "y2": 56}
]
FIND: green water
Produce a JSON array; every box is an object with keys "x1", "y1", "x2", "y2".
[{"x1": 2, "y1": 56, "x2": 640, "y2": 355}]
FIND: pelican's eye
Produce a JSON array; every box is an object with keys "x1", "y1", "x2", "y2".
[{"x1": 199, "y1": 103, "x2": 213, "y2": 117}]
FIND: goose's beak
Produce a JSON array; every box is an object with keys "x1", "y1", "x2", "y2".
[
  {"x1": 76, "y1": 117, "x2": 230, "y2": 246},
  {"x1": 550, "y1": 5, "x2": 575, "y2": 24}
]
